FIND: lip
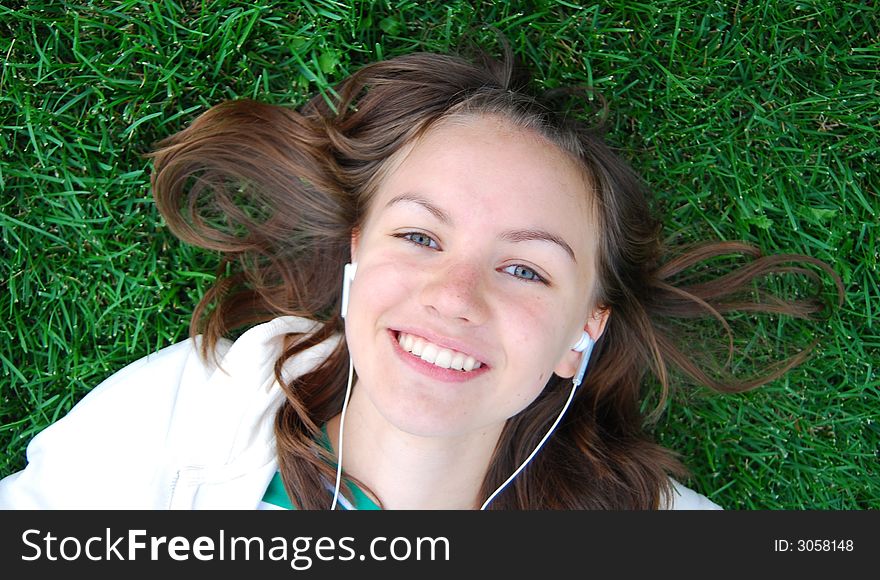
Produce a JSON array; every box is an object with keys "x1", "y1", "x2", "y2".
[{"x1": 388, "y1": 329, "x2": 491, "y2": 384}]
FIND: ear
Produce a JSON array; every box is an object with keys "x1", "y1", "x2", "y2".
[
  {"x1": 350, "y1": 228, "x2": 360, "y2": 262},
  {"x1": 553, "y1": 306, "x2": 610, "y2": 379}
]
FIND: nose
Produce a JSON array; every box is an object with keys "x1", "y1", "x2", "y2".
[{"x1": 418, "y1": 260, "x2": 490, "y2": 324}]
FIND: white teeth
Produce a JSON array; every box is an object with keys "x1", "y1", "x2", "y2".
[
  {"x1": 420, "y1": 343, "x2": 438, "y2": 364},
  {"x1": 397, "y1": 332, "x2": 482, "y2": 372},
  {"x1": 433, "y1": 349, "x2": 453, "y2": 369},
  {"x1": 465, "y1": 357, "x2": 481, "y2": 371}
]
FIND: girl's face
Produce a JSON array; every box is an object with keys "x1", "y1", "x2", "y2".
[{"x1": 345, "y1": 115, "x2": 607, "y2": 439}]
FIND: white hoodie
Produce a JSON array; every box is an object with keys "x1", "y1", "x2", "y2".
[{"x1": 0, "y1": 316, "x2": 721, "y2": 510}]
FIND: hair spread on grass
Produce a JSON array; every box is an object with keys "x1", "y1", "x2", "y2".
[{"x1": 148, "y1": 43, "x2": 843, "y2": 510}]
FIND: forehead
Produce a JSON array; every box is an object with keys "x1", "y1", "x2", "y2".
[{"x1": 365, "y1": 115, "x2": 598, "y2": 257}]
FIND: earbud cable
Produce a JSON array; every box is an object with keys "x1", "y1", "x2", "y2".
[
  {"x1": 478, "y1": 378, "x2": 578, "y2": 510},
  {"x1": 479, "y1": 341, "x2": 593, "y2": 510},
  {"x1": 330, "y1": 354, "x2": 356, "y2": 510}
]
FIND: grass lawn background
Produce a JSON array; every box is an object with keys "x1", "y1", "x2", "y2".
[{"x1": 1, "y1": 0, "x2": 877, "y2": 508}]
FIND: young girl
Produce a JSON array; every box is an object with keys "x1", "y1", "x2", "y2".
[{"x1": 0, "y1": 47, "x2": 840, "y2": 510}]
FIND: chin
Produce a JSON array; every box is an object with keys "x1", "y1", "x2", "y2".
[
  {"x1": 375, "y1": 397, "x2": 505, "y2": 440},
  {"x1": 381, "y1": 408, "x2": 468, "y2": 438}
]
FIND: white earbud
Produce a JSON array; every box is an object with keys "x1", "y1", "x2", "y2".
[
  {"x1": 340, "y1": 262, "x2": 357, "y2": 319},
  {"x1": 571, "y1": 332, "x2": 595, "y2": 387},
  {"x1": 571, "y1": 332, "x2": 592, "y2": 352}
]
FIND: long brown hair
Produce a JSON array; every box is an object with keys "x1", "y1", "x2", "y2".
[{"x1": 149, "y1": 45, "x2": 843, "y2": 509}]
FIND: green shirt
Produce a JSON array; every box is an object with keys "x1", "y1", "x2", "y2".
[{"x1": 259, "y1": 424, "x2": 380, "y2": 510}]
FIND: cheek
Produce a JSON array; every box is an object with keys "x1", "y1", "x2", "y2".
[
  {"x1": 505, "y1": 290, "x2": 583, "y2": 374},
  {"x1": 501, "y1": 297, "x2": 568, "y2": 383},
  {"x1": 345, "y1": 258, "x2": 419, "y2": 355},
  {"x1": 503, "y1": 293, "x2": 567, "y2": 349},
  {"x1": 352, "y1": 259, "x2": 416, "y2": 313}
]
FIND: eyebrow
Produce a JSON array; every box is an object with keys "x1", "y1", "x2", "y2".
[
  {"x1": 386, "y1": 193, "x2": 453, "y2": 223},
  {"x1": 499, "y1": 229, "x2": 577, "y2": 263},
  {"x1": 385, "y1": 193, "x2": 578, "y2": 263}
]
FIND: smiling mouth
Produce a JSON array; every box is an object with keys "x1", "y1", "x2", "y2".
[{"x1": 395, "y1": 331, "x2": 484, "y2": 372}]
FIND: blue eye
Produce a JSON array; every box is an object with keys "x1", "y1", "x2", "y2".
[
  {"x1": 504, "y1": 264, "x2": 545, "y2": 283},
  {"x1": 399, "y1": 232, "x2": 439, "y2": 249}
]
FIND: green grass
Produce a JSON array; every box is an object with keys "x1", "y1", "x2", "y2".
[{"x1": 1, "y1": 0, "x2": 877, "y2": 509}]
